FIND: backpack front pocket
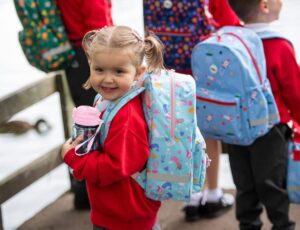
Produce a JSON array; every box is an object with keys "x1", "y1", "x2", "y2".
[
  {"x1": 196, "y1": 88, "x2": 243, "y2": 142},
  {"x1": 246, "y1": 86, "x2": 270, "y2": 140}
]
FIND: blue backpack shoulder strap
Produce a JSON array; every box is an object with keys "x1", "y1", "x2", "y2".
[
  {"x1": 257, "y1": 30, "x2": 292, "y2": 45},
  {"x1": 257, "y1": 30, "x2": 293, "y2": 49},
  {"x1": 93, "y1": 94, "x2": 102, "y2": 106},
  {"x1": 257, "y1": 30, "x2": 283, "y2": 39},
  {"x1": 99, "y1": 86, "x2": 145, "y2": 146}
]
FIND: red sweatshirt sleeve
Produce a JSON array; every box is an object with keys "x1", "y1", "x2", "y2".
[
  {"x1": 276, "y1": 41, "x2": 300, "y2": 123},
  {"x1": 208, "y1": 0, "x2": 241, "y2": 27},
  {"x1": 64, "y1": 97, "x2": 149, "y2": 186},
  {"x1": 264, "y1": 39, "x2": 300, "y2": 124},
  {"x1": 81, "y1": 0, "x2": 113, "y2": 34}
]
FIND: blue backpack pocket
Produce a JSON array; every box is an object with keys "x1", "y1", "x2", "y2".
[
  {"x1": 196, "y1": 88, "x2": 243, "y2": 141},
  {"x1": 262, "y1": 81, "x2": 280, "y2": 127},
  {"x1": 246, "y1": 86, "x2": 269, "y2": 140}
]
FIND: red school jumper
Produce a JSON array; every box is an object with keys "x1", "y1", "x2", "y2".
[
  {"x1": 208, "y1": 0, "x2": 241, "y2": 28},
  {"x1": 64, "y1": 96, "x2": 161, "y2": 230},
  {"x1": 57, "y1": 0, "x2": 113, "y2": 44},
  {"x1": 245, "y1": 24, "x2": 300, "y2": 125},
  {"x1": 262, "y1": 35, "x2": 300, "y2": 125}
]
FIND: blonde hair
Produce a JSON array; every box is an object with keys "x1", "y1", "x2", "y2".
[
  {"x1": 82, "y1": 26, "x2": 165, "y2": 89},
  {"x1": 82, "y1": 26, "x2": 164, "y2": 89}
]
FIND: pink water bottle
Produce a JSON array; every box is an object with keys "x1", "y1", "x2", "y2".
[{"x1": 72, "y1": 106, "x2": 101, "y2": 155}]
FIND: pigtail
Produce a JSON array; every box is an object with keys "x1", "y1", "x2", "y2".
[
  {"x1": 81, "y1": 30, "x2": 98, "y2": 90},
  {"x1": 82, "y1": 30, "x2": 98, "y2": 60},
  {"x1": 144, "y1": 32, "x2": 165, "y2": 73}
]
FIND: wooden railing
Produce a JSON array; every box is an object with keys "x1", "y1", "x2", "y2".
[{"x1": 0, "y1": 71, "x2": 73, "y2": 230}]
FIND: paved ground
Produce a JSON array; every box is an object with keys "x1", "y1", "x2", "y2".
[{"x1": 18, "y1": 190, "x2": 300, "y2": 230}]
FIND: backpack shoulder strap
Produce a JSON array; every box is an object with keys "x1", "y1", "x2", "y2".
[
  {"x1": 99, "y1": 86, "x2": 145, "y2": 146},
  {"x1": 257, "y1": 30, "x2": 294, "y2": 52},
  {"x1": 257, "y1": 30, "x2": 291, "y2": 43},
  {"x1": 257, "y1": 30, "x2": 283, "y2": 40},
  {"x1": 93, "y1": 94, "x2": 102, "y2": 106}
]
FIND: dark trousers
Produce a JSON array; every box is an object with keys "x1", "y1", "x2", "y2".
[
  {"x1": 227, "y1": 124, "x2": 295, "y2": 230},
  {"x1": 93, "y1": 226, "x2": 106, "y2": 230},
  {"x1": 66, "y1": 46, "x2": 96, "y2": 208},
  {"x1": 65, "y1": 46, "x2": 96, "y2": 107}
]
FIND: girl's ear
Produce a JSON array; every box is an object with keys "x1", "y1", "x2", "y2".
[{"x1": 135, "y1": 66, "x2": 146, "y2": 81}]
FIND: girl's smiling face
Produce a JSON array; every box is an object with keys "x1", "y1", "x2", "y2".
[{"x1": 89, "y1": 46, "x2": 145, "y2": 101}]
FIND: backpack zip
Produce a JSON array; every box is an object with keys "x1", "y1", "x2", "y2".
[
  {"x1": 196, "y1": 95, "x2": 237, "y2": 106},
  {"x1": 170, "y1": 72, "x2": 176, "y2": 139}
]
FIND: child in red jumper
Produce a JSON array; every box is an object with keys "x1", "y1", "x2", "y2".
[
  {"x1": 57, "y1": 0, "x2": 113, "y2": 210},
  {"x1": 184, "y1": 0, "x2": 240, "y2": 221},
  {"x1": 226, "y1": 0, "x2": 299, "y2": 229},
  {"x1": 61, "y1": 26, "x2": 165, "y2": 230}
]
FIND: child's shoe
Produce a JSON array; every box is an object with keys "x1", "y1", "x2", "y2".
[
  {"x1": 183, "y1": 191, "x2": 234, "y2": 221},
  {"x1": 198, "y1": 193, "x2": 234, "y2": 218}
]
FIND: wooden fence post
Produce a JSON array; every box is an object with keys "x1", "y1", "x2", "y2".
[
  {"x1": 55, "y1": 71, "x2": 73, "y2": 139},
  {"x1": 0, "y1": 71, "x2": 74, "y2": 229},
  {"x1": 0, "y1": 206, "x2": 3, "y2": 230}
]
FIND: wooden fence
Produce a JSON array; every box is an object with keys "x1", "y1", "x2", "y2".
[{"x1": 0, "y1": 71, "x2": 73, "y2": 230}]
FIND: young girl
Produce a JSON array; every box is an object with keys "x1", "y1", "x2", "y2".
[{"x1": 61, "y1": 25, "x2": 164, "y2": 230}]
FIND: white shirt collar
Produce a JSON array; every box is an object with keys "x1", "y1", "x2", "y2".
[{"x1": 244, "y1": 23, "x2": 277, "y2": 33}]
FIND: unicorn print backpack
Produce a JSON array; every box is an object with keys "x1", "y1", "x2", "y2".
[
  {"x1": 98, "y1": 70, "x2": 207, "y2": 202},
  {"x1": 191, "y1": 26, "x2": 279, "y2": 145}
]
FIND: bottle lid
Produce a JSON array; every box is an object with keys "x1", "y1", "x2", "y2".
[{"x1": 72, "y1": 106, "x2": 101, "y2": 126}]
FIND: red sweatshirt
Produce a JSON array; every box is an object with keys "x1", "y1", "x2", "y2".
[
  {"x1": 262, "y1": 38, "x2": 300, "y2": 125},
  {"x1": 209, "y1": 0, "x2": 241, "y2": 28},
  {"x1": 57, "y1": 0, "x2": 113, "y2": 43},
  {"x1": 64, "y1": 96, "x2": 161, "y2": 230}
]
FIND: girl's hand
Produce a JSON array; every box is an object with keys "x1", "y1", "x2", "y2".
[{"x1": 61, "y1": 135, "x2": 84, "y2": 159}]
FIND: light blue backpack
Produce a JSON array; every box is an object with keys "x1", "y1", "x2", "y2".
[
  {"x1": 98, "y1": 70, "x2": 207, "y2": 201},
  {"x1": 191, "y1": 26, "x2": 279, "y2": 145}
]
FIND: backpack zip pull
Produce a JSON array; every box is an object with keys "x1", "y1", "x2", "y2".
[{"x1": 216, "y1": 32, "x2": 222, "y2": 42}]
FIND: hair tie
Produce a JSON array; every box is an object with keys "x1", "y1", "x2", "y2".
[
  {"x1": 132, "y1": 30, "x2": 143, "y2": 42},
  {"x1": 89, "y1": 26, "x2": 108, "y2": 42},
  {"x1": 89, "y1": 33, "x2": 97, "y2": 42}
]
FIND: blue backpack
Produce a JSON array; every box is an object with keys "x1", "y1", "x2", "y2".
[
  {"x1": 143, "y1": 0, "x2": 214, "y2": 73},
  {"x1": 191, "y1": 26, "x2": 279, "y2": 145},
  {"x1": 98, "y1": 70, "x2": 207, "y2": 201}
]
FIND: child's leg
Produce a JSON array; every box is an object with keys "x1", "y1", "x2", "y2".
[
  {"x1": 206, "y1": 139, "x2": 221, "y2": 192},
  {"x1": 228, "y1": 144, "x2": 263, "y2": 230},
  {"x1": 184, "y1": 139, "x2": 233, "y2": 221},
  {"x1": 201, "y1": 139, "x2": 234, "y2": 216},
  {"x1": 251, "y1": 124, "x2": 295, "y2": 230}
]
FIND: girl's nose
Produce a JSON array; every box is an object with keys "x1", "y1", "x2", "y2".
[{"x1": 103, "y1": 73, "x2": 114, "y2": 83}]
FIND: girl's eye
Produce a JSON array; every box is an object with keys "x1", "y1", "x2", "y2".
[
  {"x1": 95, "y1": 67, "x2": 103, "y2": 72},
  {"x1": 116, "y1": 69, "x2": 124, "y2": 74}
]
